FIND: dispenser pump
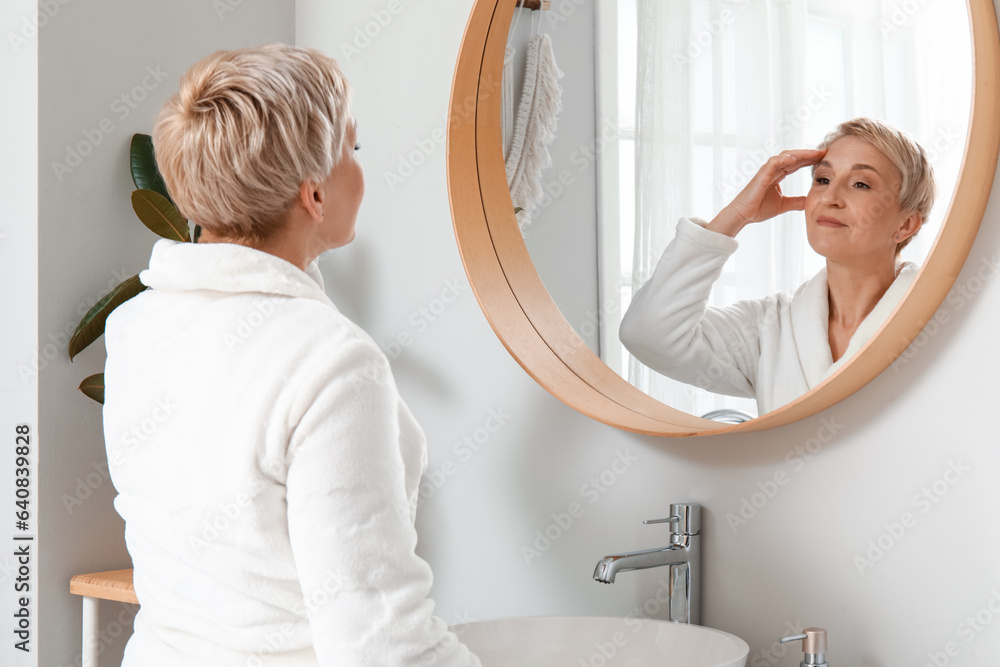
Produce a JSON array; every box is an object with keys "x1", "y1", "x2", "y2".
[{"x1": 779, "y1": 627, "x2": 829, "y2": 667}]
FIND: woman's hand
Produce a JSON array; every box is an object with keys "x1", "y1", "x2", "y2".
[{"x1": 706, "y1": 148, "x2": 827, "y2": 238}]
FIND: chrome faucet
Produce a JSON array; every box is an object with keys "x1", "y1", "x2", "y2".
[{"x1": 592, "y1": 503, "x2": 701, "y2": 625}]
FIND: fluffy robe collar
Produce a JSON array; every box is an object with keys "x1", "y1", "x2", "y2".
[
  {"x1": 139, "y1": 239, "x2": 333, "y2": 307},
  {"x1": 791, "y1": 261, "x2": 918, "y2": 386}
]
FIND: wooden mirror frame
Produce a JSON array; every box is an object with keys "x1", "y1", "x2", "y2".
[{"x1": 447, "y1": 0, "x2": 1000, "y2": 436}]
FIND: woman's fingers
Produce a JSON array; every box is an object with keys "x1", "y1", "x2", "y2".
[
  {"x1": 766, "y1": 149, "x2": 826, "y2": 179},
  {"x1": 753, "y1": 149, "x2": 825, "y2": 199},
  {"x1": 780, "y1": 195, "x2": 807, "y2": 214},
  {"x1": 779, "y1": 148, "x2": 827, "y2": 162}
]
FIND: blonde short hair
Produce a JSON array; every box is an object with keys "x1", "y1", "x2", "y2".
[
  {"x1": 153, "y1": 44, "x2": 352, "y2": 242},
  {"x1": 818, "y1": 117, "x2": 936, "y2": 253}
]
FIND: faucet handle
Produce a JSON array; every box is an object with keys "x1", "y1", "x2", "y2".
[{"x1": 643, "y1": 503, "x2": 701, "y2": 535}]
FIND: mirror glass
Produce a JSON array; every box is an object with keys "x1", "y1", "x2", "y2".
[{"x1": 502, "y1": 0, "x2": 972, "y2": 420}]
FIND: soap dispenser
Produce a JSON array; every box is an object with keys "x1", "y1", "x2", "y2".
[{"x1": 779, "y1": 627, "x2": 828, "y2": 667}]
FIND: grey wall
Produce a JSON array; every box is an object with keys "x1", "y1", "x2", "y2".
[{"x1": 36, "y1": 2, "x2": 294, "y2": 665}]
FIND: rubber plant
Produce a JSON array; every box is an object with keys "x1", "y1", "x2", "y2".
[{"x1": 68, "y1": 134, "x2": 198, "y2": 404}]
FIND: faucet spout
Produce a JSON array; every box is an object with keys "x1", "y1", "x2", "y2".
[{"x1": 592, "y1": 538, "x2": 694, "y2": 583}]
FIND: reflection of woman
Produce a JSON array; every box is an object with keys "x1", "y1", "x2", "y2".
[
  {"x1": 103, "y1": 45, "x2": 480, "y2": 665},
  {"x1": 620, "y1": 118, "x2": 936, "y2": 415}
]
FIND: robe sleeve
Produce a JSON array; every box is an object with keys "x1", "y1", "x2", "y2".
[
  {"x1": 284, "y1": 333, "x2": 481, "y2": 666},
  {"x1": 620, "y1": 217, "x2": 775, "y2": 399}
]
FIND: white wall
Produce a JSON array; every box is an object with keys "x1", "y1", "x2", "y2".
[
  {"x1": 33, "y1": 2, "x2": 293, "y2": 665},
  {"x1": 299, "y1": 1, "x2": 1000, "y2": 666}
]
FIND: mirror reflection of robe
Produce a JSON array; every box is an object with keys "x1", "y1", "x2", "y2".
[{"x1": 620, "y1": 218, "x2": 917, "y2": 415}]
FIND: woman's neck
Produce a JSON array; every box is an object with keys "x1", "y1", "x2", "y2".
[
  {"x1": 825, "y1": 256, "x2": 900, "y2": 361},
  {"x1": 196, "y1": 224, "x2": 314, "y2": 272}
]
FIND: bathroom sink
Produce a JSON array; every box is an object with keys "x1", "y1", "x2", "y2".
[{"x1": 449, "y1": 615, "x2": 749, "y2": 667}]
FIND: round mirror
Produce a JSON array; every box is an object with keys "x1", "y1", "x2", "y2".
[
  {"x1": 511, "y1": 0, "x2": 973, "y2": 421},
  {"x1": 447, "y1": 0, "x2": 1000, "y2": 436}
]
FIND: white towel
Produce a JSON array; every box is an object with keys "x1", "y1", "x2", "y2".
[{"x1": 505, "y1": 32, "x2": 563, "y2": 227}]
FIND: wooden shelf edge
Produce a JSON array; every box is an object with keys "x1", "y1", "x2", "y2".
[{"x1": 70, "y1": 568, "x2": 138, "y2": 605}]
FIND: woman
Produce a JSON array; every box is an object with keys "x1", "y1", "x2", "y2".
[
  {"x1": 619, "y1": 118, "x2": 936, "y2": 415},
  {"x1": 103, "y1": 44, "x2": 481, "y2": 666}
]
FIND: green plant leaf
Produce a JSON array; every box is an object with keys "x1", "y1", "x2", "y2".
[
  {"x1": 79, "y1": 373, "x2": 105, "y2": 404},
  {"x1": 130, "y1": 134, "x2": 174, "y2": 204},
  {"x1": 69, "y1": 275, "x2": 147, "y2": 360},
  {"x1": 131, "y1": 189, "x2": 191, "y2": 242}
]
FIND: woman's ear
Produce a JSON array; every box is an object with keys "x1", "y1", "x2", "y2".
[
  {"x1": 298, "y1": 180, "x2": 324, "y2": 223},
  {"x1": 897, "y1": 211, "x2": 922, "y2": 242}
]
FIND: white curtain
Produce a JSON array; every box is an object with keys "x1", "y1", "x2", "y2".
[{"x1": 630, "y1": 0, "x2": 808, "y2": 418}]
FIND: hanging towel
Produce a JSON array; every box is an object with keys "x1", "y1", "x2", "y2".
[{"x1": 505, "y1": 32, "x2": 563, "y2": 227}]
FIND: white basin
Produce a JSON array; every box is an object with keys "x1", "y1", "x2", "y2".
[{"x1": 450, "y1": 616, "x2": 749, "y2": 667}]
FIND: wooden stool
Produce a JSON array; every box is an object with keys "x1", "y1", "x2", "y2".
[{"x1": 69, "y1": 569, "x2": 138, "y2": 667}]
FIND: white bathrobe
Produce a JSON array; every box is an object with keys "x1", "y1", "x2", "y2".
[
  {"x1": 619, "y1": 217, "x2": 916, "y2": 415},
  {"x1": 103, "y1": 240, "x2": 481, "y2": 666}
]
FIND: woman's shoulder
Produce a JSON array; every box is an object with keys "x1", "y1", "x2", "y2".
[{"x1": 266, "y1": 296, "x2": 383, "y2": 357}]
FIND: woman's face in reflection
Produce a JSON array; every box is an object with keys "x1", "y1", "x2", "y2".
[{"x1": 805, "y1": 136, "x2": 918, "y2": 265}]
